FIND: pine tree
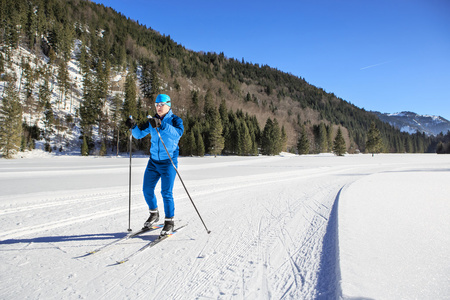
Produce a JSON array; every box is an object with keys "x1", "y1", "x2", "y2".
[
  {"x1": 261, "y1": 118, "x2": 281, "y2": 155},
  {"x1": 280, "y1": 125, "x2": 288, "y2": 153},
  {"x1": 150, "y1": 67, "x2": 160, "y2": 100},
  {"x1": 96, "y1": 60, "x2": 110, "y2": 103},
  {"x1": 122, "y1": 72, "x2": 137, "y2": 119},
  {"x1": 240, "y1": 121, "x2": 253, "y2": 155},
  {"x1": 436, "y1": 142, "x2": 444, "y2": 154},
  {"x1": 261, "y1": 118, "x2": 274, "y2": 155},
  {"x1": 25, "y1": 1, "x2": 38, "y2": 48},
  {"x1": 202, "y1": 90, "x2": 216, "y2": 153},
  {"x1": 366, "y1": 122, "x2": 383, "y2": 155},
  {"x1": 191, "y1": 90, "x2": 199, "y2": 110},
  {"x1": 297, "y1": 125, "x2": 310, "y2": 155},
  {"x1": 43, "y1": 100, "x2": 54, "y2": 151},
  {"x1": 0, "y1": 81, "x2": 23, "y2": 158},
  {"x1": 57, "y1": 58, "x2": 71, "y2": 107},
  {"x1": 195, "y1": 126, "x2": 205, "y2": 156},
  {"x1": 208, "y1": 108, "x2": 224, "y2": 157},
  {"x1": 81, "y1": 136, "x2": 89, "y2": 156},
  {"x1": 60, "y1": 23, "x2": 74, "y2": 62},
  {"x1": 272, "y1": 119, "x2": 282, "y2": 154},
  {"x1": 225, "y1": 110, "x2": 240, "y2": 154},
  {"x1": 6, "y1": 8, "x2": 20, "y2": 48},
  {"x1": 79, "y1": 44, "x2": 90, "y2": 75},
  {"x1": 140, "y1": 58, "x2": 153, "y2": 106},
  {"x1": 251, "y1": 134, "x2": 259, "y2": 155},
  {"x1": 109, "y1": 93, "x2": 123, "y2": 155},
  {"x1": 203, "y1": 90, "x2": 215, "y2": 117},
  {"x1": 326, "y1": 125, "x2": 334, "y2": 152},
  {"x1": 99, "y1": 140, "x2": 107, "y2": 156},
  {"x1": 38, "y1": 78, "x2": 51, "y2": 111},
  {"x1": 245, "y1": 92, "x2": 251, "y2": 102},
  {"x1": 316, "y1": 122, "x2": 328, "y2": 153},
  {"x1": 219, "y1": 99, "x2": 228, "y2": 126},
  {"x1": 405, "y1": 137, "x2": 414, "y2": 153},
  {"x1": 22, "y1": 60, "x2": 35, "y2": 101},
  {"x1": 22, "y1": 60, "x2": 37, "y2": 125},
  {"x1": 184, "y1": 130, "x2": 196, "y2": 156},
  {"x1": 79, "y1": 71, "x2": 100, "y2": 135},
  {"x1": 251, "y1": 115, "x2": 261, "y2": 153},
  {"x1": 333, "y1": 127, "x2": 346, "y2": 156}
]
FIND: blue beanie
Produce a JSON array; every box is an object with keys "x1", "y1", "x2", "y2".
[{"x1": 155, "y1": 94, "x2": 171, "y2": 107}]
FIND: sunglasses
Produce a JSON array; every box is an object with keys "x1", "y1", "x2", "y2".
[{"x1": 155, "y1": 102, "x2": 170, "y2": 108}]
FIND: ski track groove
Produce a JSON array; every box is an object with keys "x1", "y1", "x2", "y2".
[
  {"x1": 268, "y1": 183, "x2": 346, "y2": 299},
  {"x1": 164, "y1": 220, "x2": 253, "y2": 298},
  {"x1": 164, "y1": 181, "x2": 341, "y2": 299}
]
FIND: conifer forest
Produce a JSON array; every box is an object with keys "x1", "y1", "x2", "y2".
[{"x1": 1, "y1": 0, "x2": 449, "y2": 158}]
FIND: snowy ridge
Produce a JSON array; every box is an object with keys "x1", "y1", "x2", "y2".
[
  {"x1": 1, "y1": 154, "x2": 449, "y2": 299},
  {"x1": 372, "y1": 111, "x2": 450, "y2": 136}
]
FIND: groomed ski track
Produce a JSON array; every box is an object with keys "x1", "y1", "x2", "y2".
[{"x1": 0, "y1": 154, "x2": 446, "y2": 299}]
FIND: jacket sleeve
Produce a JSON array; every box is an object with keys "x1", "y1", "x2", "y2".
[
  {"x1": 159, "y1": 115, "x2": 184, "y2": 141},
  {"x1": 131, "y1": 122, "x2": 152, "y2": 139}
]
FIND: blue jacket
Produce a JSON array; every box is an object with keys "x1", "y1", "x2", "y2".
[{"x1": 131, "y1": 110, "x2": 184, "y2": 161}]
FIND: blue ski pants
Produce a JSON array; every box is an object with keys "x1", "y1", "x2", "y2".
[{"x1": 143, "y1": 157, "x2": 177, "y2": 218}]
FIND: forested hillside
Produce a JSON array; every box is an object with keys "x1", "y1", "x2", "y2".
[{"x1": 1, "y1": 0, "x2": 444, "y2": 158}]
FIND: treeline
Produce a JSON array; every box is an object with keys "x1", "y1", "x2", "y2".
[
  {"x1": 179, "y1": 91, "x2": 261, "y2": 156},
  {"x1": 0, "y1": 0, "x2": 443, "y2": 158},
  {"x1": 130, "y1": 89, "x2": 286, "y2": 157},
  {"x1": 435, "y1": 131, "x2": 450, "y2": 154}
]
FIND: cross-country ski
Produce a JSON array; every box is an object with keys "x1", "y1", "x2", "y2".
[
  {"x1": 115, "y1": 224, "x2": 187, "y2": 264},
  {"x1": 80, "y1": 224, "x2": 163, "y2": 257}
]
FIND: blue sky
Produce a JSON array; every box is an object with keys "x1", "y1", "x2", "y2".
[{"x1": 94, "y1": 0, "x2": 450, "y2": 120}]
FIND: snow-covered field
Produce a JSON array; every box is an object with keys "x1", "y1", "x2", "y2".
[{"x1": 0, "y1": 153, "x2": 449, "y2": 299}]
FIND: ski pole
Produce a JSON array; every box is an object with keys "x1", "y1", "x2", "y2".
[
  {"x1": 127, "y1": 117, "x2": 133, "y2": 232},
  {"x1": 149, "y1": 116, "x2": 211, "y2": 234}
]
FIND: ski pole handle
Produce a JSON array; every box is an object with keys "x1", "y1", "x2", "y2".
[{"x1": 126, "y1": 115, "x2": 135, "y2": 130}]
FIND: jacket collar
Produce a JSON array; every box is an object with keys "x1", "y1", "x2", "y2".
[{"x1": 156, "y1": 109, "x2": 173, "y2": 120}]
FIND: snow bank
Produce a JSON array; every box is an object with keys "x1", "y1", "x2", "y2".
[{"x1": 339, "y1": 166, "x2": 450, "y2": 299}]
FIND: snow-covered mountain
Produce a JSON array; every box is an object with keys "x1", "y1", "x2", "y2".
[{"x1": 371, "y1": 111, "x2": 450, "y2": 136}]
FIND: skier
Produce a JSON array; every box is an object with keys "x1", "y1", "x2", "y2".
[{"x1": 126, "y1": 94, "x2": 184, "y2": 236}]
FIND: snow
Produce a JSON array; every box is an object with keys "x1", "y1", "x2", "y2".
[
  {"x1": 423, "y1": 114, "x2": 444, "y2": 122},
  {"x1": 400, "y1": 125, "x2": 417, "y2": 135},
  {"x1": 388, "y1": 112, "x2": 407, "y2": 117},
  {"x1": 0, "y1": 153, "x2": 449, "y2": 299},
  {"x1": 339, "y1": 167, "x2": 450, "y2": 299},
  {"x1": 112, "y1": 74, "x2": 122, "y2": 82}
]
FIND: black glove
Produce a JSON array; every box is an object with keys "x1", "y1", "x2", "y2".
[
  {"x1": 149, "y1": 118, "x2": 161, "y2": 128},
  {"x1": 125, "y1": 116, "x2": 136, "y2": 129}
]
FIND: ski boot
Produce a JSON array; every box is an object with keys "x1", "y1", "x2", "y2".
[
  {"x1": 160, "y1": 218, "x2": 174, "y2": 237},
  {"x1": 142, "y1": 209, "x2": 159, "y2": 230}
]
